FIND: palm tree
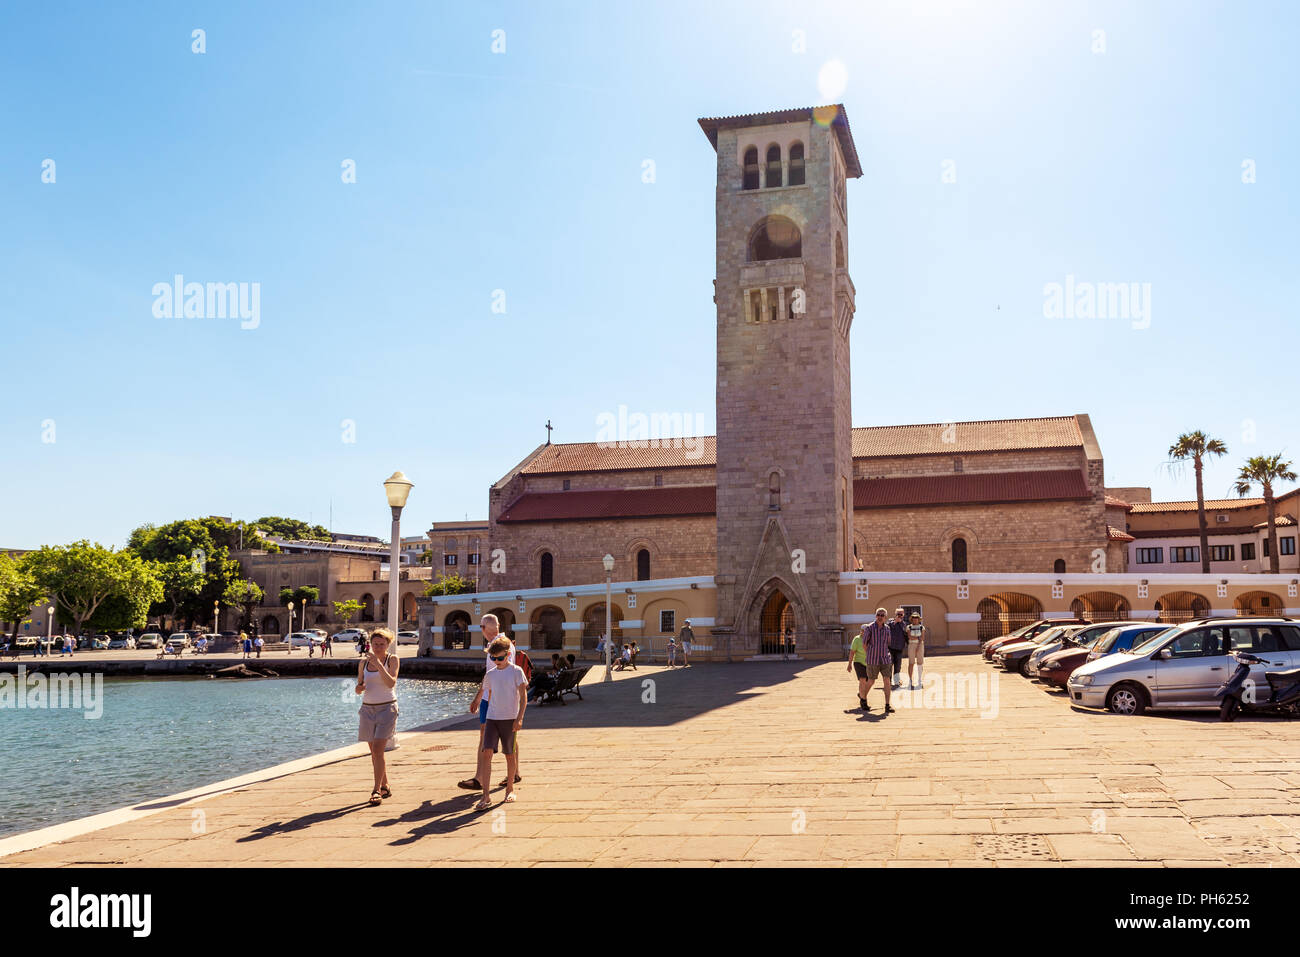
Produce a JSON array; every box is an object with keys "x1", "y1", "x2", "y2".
[
  {"x1": 1234, "y1": 454, "x2": 1297, "y2": 573},
  {"x1": 1167, "y1": 431, "x2": 1228, "y2": 573}
]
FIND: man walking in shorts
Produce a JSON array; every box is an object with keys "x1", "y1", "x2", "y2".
[
  {"x1": 887, "y1": 608, "x2": 908, "y2": 690},
  {"x1": 861, "y1": 608, "x2": 895, "y2": 714}
]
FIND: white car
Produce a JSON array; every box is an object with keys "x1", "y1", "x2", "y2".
[
  {"x1": 168, "y1": 633, "x2": 192, "y2": 648},
  {"x1": 332, "y1": 629, "x2": 366, "y2": 643},
  {"x1": 108, "y1": 636, "x2": 136, "y2": 650},
  {"x1": 288, "y1": 631, "x2": 322, "y2": 649},
  {"x1": 396, "y1": 631, "x2": 420, "y2": 646},
  {"x1": 136, "y1": 633, "x2": 163, "y2": 649}
]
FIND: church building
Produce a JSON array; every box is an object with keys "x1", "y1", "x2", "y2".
[{"x1": 467, "y1": 106, "x2": 1124, "y2": 658}]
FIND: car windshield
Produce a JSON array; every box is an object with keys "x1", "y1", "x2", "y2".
[
  {"x1": 1090, "y1": 628, "x2": 1123, "y2": 653},
  {"x1": 1031, "y1": 627, "x2": 1063, "y2": 644},
  {"x1": 1128, "y1": 627, "x2": 1175, "y2": 655}
]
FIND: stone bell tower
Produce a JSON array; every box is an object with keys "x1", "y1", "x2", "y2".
[{"x1": 698, "y1": 105, "x2": 861, "y2": 659}]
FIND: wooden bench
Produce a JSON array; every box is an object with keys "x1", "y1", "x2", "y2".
[{"x1": 535, "y1": 665, "x2": 589, "y2": 706}]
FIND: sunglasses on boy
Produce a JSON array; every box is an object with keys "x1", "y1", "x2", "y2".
[{"x1": 490, "y1": 654, "x2": 508, "y2": 661}]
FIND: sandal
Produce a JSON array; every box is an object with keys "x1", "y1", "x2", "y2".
[
  {"x1": 379, "y1": 785, "x2": 392, "y2": 799},
  {"x1": 497, "y1": 774, "x2": 521, "y2": 787},
  {"x1": 457, "y1": 777, "x2": 482, "y2": 790},
  {"x1": 369, "y1": 790, "x2": 382, "y2": 805},
  {"x1": 503, "y1": 792, "x2": 517, "y2": 803},
  {"x1": 474, "y1": 798, "x2": 492, "y2": 811}
]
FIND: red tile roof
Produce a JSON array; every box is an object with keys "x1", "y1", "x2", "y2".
[
  {"x1": 1129, "y1": 498, "x2": 1264, "y2": 514},
  {"x1": 497, "y1": 469, "x2": 1093, "y2": 522},
  {"x1": 519, "y1": 416, "x2": 1087, "y2": 475},
  {"x1": 851, "y1": 417, "x2": 1084, "y2": 458},
  {"x1": 497, "y1": 485, "x2": 716, "y2": 523},
  {"x1": 853, "y1": 470, "x2": 1091, "y2": 508},
  {"x1": 1105, "y1": 495, "x2": 1132, "y2": 510},
  {"x1": 1254, "y1": 514, "x2": 1297, "y2": 529},
  {"x1": 1107, "y1": 525, "x2": 1136, "y2": 542}
]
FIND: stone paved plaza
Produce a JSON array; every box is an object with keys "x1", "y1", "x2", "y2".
[{"x1": 4, "y1": 654, "x2": 1298, "y2": 867}]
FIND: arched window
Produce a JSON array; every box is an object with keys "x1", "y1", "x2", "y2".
[
  {"x1": 951, "y1": 538, "x2": 968, "y2": 573},
  {"x1": 540, "y1": 552, "x2": 553, "y2": 589},
  {"x1": 769, "y1": 471, "x2": 781, "y2": 509},
  {"x1": 1053, "y1": 559, "x2": 1066, "y2": 574},
  {"x1": 789, "y1": 142, "x2": 805, "y2": 186},
  {"x1": 636, "y1": 549, "x2": 650, "y2": 581},
  {"x1": 742, "y1": 147, "x2": 760, "y2": 190},
  {"x1": 765, "y1": 145, "x2": 782, "y2": 187},
  {"x1": 748, "y1": 217, "x2": 802, "y2": 262}
]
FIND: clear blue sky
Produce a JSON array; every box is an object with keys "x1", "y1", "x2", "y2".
[{"x1": 2, "y1": 0, "x2": 1296, "y2": 550}]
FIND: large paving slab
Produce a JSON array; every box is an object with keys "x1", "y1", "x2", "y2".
[{"x1": 3, "y1": 656, "x2": 1298, "y2": 867}]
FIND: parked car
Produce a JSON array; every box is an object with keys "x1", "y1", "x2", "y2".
[
  {"x1": 136, "y1": 633, "x2": 163, "y2": 649},
  {"x1": 87, "y1": 635, "x2": 112, "y2": 650},
  {"x1": 1084, "y1": 623, "x2": 1167, "y2": 663},
  {"x1": 167, "y1": 633, "x2": 193, "y2": 648},
  {"x1": 983, "y1": 618, "x2": 1091, "y2": 660},
  {"x1": 1038, "y1": 623, "x2": 1168, "y2": 688},
  {"x1": 1067, "y1": 618, "x2": 1300, "y2": 715},
  {"x1": 396, "y1": 630, "x2": 420, "y2": 646},
  {"x1": 12, "y1": 637, "x2": 36, "y2": 649},
  {"x1": 1025, "y1": 621, "x2": 1131, "y2": 677},
  {"x1": 994, "y1": 625, "x2": 1087, "y2": 675},
  {"x1": 308, "y1": 628, "x2": 328, "y2": 639},
  {"x1": 107, "y1": 636, "x2": 136, "y2": 650},
  {"x1": 332, "y1": 629, "x2": 366, "y2": 643},
  {"x1": 288, "y1": 631, "x2": 322, "y2": 649}
]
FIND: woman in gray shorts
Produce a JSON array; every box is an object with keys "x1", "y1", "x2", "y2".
[{"x1": 356, "y1": 628, "x2": 401, "y2": 805}]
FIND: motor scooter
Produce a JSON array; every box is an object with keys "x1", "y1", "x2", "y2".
[{"x1": 1216, "y1": 651, "x2": 1300, "y2": 721}]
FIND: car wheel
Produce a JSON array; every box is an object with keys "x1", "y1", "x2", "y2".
[
  {"x1": 1018, "y1": 657, "x2": 1031, "y2": 677},
  {"x1": 1219, "y1": 697, "x2": 1239, "y2": 722},
  {"x1": 1107, "y1": 684, "x2": 1147, "y2": 716}
]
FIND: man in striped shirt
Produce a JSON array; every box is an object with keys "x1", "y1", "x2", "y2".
[{"x1": 861, "y1": 608, "x2": 895, "y2": 714}]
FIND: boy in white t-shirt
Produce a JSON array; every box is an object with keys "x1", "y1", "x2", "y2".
[{"x1": 475, "y1": 635, "x2": 528, "y2": 810}]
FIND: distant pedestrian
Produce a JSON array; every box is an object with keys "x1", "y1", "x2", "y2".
[
  {"x1": 678, "y1": 620, "x2": 694, "y2": 666},
  {"x1": 321, "y1": 633, "x2": 332, "y2": 657},
  {"x1": 666, "y1": 637, "x2": 677, "y2": 667},
  {"x1": 887, "y1": 609, "x2": 909, "y2": 690},
  {"x1": 848, "y1": 623, "x2": 870, "y2": 710},
  {"x1": 355, "y1": 628, "x2": 400, "y2": 805},
  {"x1": 906, "y1": 613, "x2": 927, "y2": 690},
  {"x1": 242, "y1": 634, "x2": 252, "y2": 659},
  {"x1": 783, "y1": 626, "x2": 794, "y2": 660},
  {"x1": 255, "y1": 636, "x2": 264, "y2": 658}
]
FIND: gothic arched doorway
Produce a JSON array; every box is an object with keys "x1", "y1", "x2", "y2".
[{"x1": 759, "y1": 590, "x2": 796, "y2": 655}]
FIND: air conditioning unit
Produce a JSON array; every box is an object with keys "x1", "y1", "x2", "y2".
[{"x1": 1215, "y1": 515, "x2": 1230, "y2": 523}]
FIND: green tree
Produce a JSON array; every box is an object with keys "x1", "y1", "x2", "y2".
[
  {"x1": 334, "y1": 598, "x2": 362, "y2": 629},
  {"x1": 0, "y1": 552, "x2": 46, "y2": 641},
  {"x1": 1167, "y1": 431, "x2": 1228, "y2": 573},
  {"x1": 127, "y1": 519, "x2": 242, "y2": 627},
  {"x1": 224, "y1": 579, "x2": 264, "y2": 632},
  {"x1": 27, "y1": 542, "x2": 163, "y2": 638},
  {"x1": 156, "y1": 556, "x2": 203, "y2": 632},
  {"x1": 253, "y1": 517, "x2": 331, "y2": 542},
  {"x1": 279, "y1": 586, "x2": 295, "y2": 606},
  {"x1": 1234, "y1": 454, "x2": 1298, "y2": 574},
  {"x1": 424, "y1": 573, "x2": 476, "y2": 597}
]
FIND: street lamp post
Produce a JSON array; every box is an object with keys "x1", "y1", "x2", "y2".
[
  {"x1": 602, "y1": 553, "x2": 614, "y2": 682},
  {"x1": 287, "y1": 601, "x2": 294, "y2": 651},
  {"x1": 384, "y1": 471, "x2": 414, "y2": 635},
  {"x1": 46, "y1": 605, "x2": 54, "y2": 657},
  {"x1": 212, "y1": 600, "x2": 219, "y2": 639}
]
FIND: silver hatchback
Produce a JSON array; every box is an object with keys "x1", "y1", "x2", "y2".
[{"x1": 1067, "y1": 618, "x2": 1300, "y2": 715}]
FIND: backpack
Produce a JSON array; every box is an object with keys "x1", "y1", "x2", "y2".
[{"x1": 514, "y1": 650, "x2": 534, "y2": 682}]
